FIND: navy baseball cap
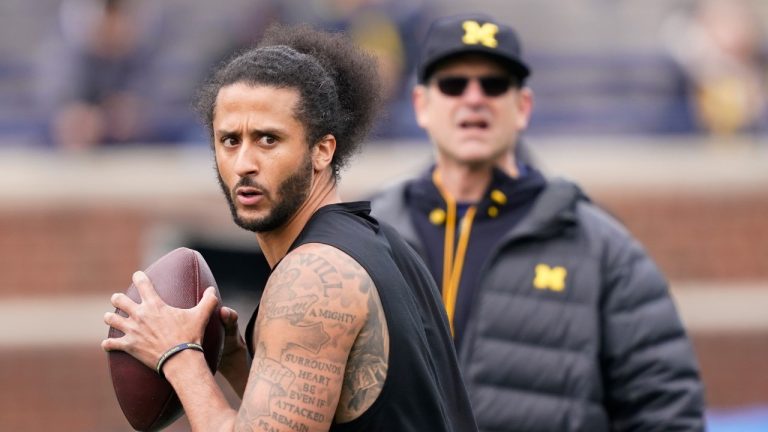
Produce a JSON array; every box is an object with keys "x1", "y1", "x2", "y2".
[{"x1": 418, "y1": 13, "x2": 531, "y2": 84}]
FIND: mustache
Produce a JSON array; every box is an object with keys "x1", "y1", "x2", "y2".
[
  {"x1": 233, "y1": 176, "x2": 268, "y2": 196},
  {"x1": 225, "y1": 177, "x2": 272, "y2": 203}
]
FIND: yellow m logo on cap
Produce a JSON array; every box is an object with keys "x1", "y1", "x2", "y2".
[
  {"x1": 533, "y1": 264, "x2": 567, "y2": 292},
  {"x1": 462, "y1": 20, "x2": 499, "y2": 48}
]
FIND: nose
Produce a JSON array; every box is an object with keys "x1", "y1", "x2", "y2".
[
  {"x1": 461, "y1": 78, "x2": 487, "y2": 105},
  {"x1": 233, "y1": 143, "x2": 259, "y2": 178}
]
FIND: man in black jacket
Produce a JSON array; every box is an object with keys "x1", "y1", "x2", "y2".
[{"x1": 371, "y1": 13, "x2": 706, "y2": 431}]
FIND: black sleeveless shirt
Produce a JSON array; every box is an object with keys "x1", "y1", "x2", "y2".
[{"x1": 246, "y1": 202, "x2": 477, "y2": 432}]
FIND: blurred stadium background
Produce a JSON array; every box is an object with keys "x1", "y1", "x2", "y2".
[{"x1": 0, "y1": 0, "x2": 766, "y2": 430}]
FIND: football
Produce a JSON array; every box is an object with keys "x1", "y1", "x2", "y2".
[{"x1": 107, "y1": 247, "x2": 225, "y2": 432}]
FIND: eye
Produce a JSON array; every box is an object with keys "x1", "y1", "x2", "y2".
[
  {"x1": 220, "y1": 136, "x2": 239, "y2": 147},
  {"x1": 260, "y1": 135, "x2": 278, "y2": 146}
]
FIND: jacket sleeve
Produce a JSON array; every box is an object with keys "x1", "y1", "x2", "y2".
[{"x1": 598, "y1": 221, "x2": 706, "y2": 431}]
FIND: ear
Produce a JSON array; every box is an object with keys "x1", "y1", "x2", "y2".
[
  {"x1": 312, "y1": 134, "x2": 336, "y2": 172},
  {"x1": 412, "y1": 85, "x2": 430, "y2": 129},
  {"x1": 515, "y1": 87, "x2": 534, "y2": 130}
]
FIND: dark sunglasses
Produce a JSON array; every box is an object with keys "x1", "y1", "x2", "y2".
[{"x1": 434, "y1": 75, "x2": 516, "y2": 97}]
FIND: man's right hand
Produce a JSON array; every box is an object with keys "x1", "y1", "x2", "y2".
[{"x1": 218, "y1": 306, "x2": 250, "y2": 398}]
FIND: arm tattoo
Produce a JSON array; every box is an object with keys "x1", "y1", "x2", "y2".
[
  {"x1": 341, "y1": 276, "x2": 388, "y2": 413},
  {"x1": 236, "y1": 245, "x2": 389, "y2": 430}
]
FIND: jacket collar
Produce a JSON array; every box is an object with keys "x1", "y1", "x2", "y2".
[
  {"x1": 502, "y1": 177, "x2": 586, "y2": 242},
  {"x1": 370, "y1": 171, "x2": 587, "y2": 250}
]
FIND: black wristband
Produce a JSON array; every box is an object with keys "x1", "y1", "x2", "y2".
[{"x1": 156, "y1": 342, "x2": 204, "y2": 377}]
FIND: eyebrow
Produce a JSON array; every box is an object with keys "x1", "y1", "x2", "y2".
[{"x1": 215, "y1": 126, "x2": 287, "y2": 139}]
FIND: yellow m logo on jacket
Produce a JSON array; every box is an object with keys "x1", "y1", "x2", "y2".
[
  {"x1": 533, "y1": 264, "x2": 567, "y2": 292},
  {"x1": 462, "y1": 20, "x2": 499, "y2": 48}
]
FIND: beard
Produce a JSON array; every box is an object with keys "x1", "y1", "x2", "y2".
[{"x1": 217, "y1": 152, "x2": 313, "y2": 233}]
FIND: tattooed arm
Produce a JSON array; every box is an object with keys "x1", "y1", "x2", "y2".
[
  {"x1": 236, "y1": 243, "x2": 389, "y2": 431},
  {"x1": 103, "y1": 242, "x2": 389, "y2": 432},
  {"x1": 158, "y1": 242, "x2": 389, "y2": 432}
]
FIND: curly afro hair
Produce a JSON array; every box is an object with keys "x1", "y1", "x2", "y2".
[{"x1": 195, "y1": 24, "x2": 383, "y2": 179}]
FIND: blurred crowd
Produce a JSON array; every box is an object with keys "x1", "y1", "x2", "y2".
[
  {"x1": 28, "y1": 0, "x2": 438, "y2": 150},
  {"x1": 661, "y1": 0, "x2": 768, "y2": 135},
  {"x1": 1, "y1": 0, "x2": 767, "y2": 151}
]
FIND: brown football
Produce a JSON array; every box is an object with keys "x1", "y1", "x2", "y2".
[{"x1": 107, "y1": 247, "x2": 225, "y2": 432}]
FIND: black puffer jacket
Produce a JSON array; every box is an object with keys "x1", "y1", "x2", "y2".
[{"x1": 371, "y1": 177, "x2": 705, "y2": 432}]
